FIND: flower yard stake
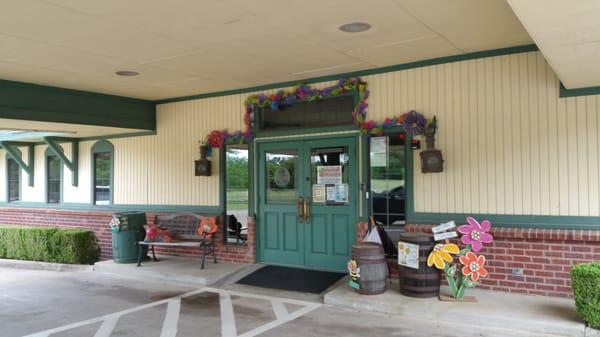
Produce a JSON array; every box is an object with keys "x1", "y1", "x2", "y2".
[{"x1": 427, "y1": 217, "x2": 494, "y2": 301}]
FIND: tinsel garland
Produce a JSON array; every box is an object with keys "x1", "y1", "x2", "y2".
[{"x1": 202, "y1": 77, "x2": 430, "y2": 154}]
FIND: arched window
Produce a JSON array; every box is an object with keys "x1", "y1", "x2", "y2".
[
  {"x1": 6, "y1": 151, "x2": 21, "y2": 203},
  {"x1": 91, "y1": 140, "x2": 114, "y2": 205},
  {"x1": 45, "y1": 146, "x2": 62, "y2": 204}
]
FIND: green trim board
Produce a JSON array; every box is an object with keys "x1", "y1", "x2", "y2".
[
  {"x1": 0, "y1": 202, "x2": 221, "y2": 214},
  {"x1": 0, "y1": 79, "x2": 156, "y2": 130},
  {"x1": 364, "y1": 127, "x2": 600, "y2": 230},
  {"x1": 402, "y1": 136, "x2": 600, "y2": 230},
  {"x1": 44, "y1": 137, "x2": 78, "y2": 187},
  {"x1": 407, "y1": 212, "x2": 600, "y2": 230},
  {"x1": 0, "y1": 141, "x2": 34, "y2": 186},
  {"x1": 90, "y1": 140, "x2": 114, "y2": 206},
  {"x1": 156, "y1": 44, "x2": 539, "y2": 105},
  {"x1": 79, "y1": 131, "x2": 157, "y2": 142},
  {"x1": 559, "y1": 82, "x2": 600, "y2": 98}
]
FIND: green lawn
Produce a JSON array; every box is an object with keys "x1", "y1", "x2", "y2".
[
  {"x1": 227, "y1": 189, "x2": 248, "y2": 210},
  {"x1": 370, "y1": 179, "x2": 404, "y2": 193}
]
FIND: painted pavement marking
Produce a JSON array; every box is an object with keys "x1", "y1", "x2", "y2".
[
  {"x1": 159, "y1": 298, "x2": 181, "y2": 337},
  {"x1": 93, "y1": 314, "x2": 119, "y2": 337},
  {"x1": 219, "y1": 291, "x2": 238, "y2": 337},
  {"x1": 22, "y1": 287, "x2": 321, "y2": 337}
]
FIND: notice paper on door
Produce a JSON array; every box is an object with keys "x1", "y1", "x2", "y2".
[
  {"x1": 317, "y1": 166, "x2": 342, "y2": 185},
  {"x1": 325, "y1": 183, "x2": 348, "y2": 204},
  {"x1": 370, "y1": 136, "x2": 388, "y2": 167},
  {"x1": 312, "y1": 184, "x2": 326, "y2": 203},
  {"x1": 334, "y1": 183, "x2": 348, "y2": 203}
]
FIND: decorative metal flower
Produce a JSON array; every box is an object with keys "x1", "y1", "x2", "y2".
[
  {"x1": 458, "y1": 217, "x2": 494, "y2": 252},
  {"x1": 401, "y1": 110, "x2": 427, "y2": 136},
  {"x1": 427, "y1": 243, "x2": 460, "y2": 269},
  {"x1": 207, "y1": 130, "x2": 225, "y2": 148},
  {"x1": 459, "y1": 252, "x2": 488, "y2": 282}
]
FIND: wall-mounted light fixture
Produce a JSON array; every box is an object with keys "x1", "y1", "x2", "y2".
[
  {"x1": 419, "y1": 116, "x2": 444, "y2": 173},
  {"x1": 195, "y1": 142, "x2": 212, "y2": 176}
]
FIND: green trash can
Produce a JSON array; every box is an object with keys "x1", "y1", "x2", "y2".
[{"x1": 110, "y1": 211, "x2": 147, "y2": 263}]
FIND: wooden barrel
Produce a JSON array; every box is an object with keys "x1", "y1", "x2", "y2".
[
  {"x1": 397, "y1": 232, "x2": 440, "y2": 298},
  {"x1": 351, "y1": 242, "x2": 388, "y2": 295}
]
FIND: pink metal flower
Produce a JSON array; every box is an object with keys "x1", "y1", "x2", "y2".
[{"x1": 458, "y1": 217, "x2": 493, "y2": 252}]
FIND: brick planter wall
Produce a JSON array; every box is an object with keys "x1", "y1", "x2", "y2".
[
  {"x1": 400, "y1": 224, "x2": 600, "y2": 297},
  {"x1": 0, "y1": 207, "x2": 256, "y2": 264}
]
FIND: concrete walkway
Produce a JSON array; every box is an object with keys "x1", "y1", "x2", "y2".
[
  {"x1": 325, "y1": 280, "x2": 587, "y2": 337},
  {"x1": 1, "y1": 267, "x2": 573, "y2": 337},
  {"x1": 94, "y1": 255, "x2": 249, "y2": 287}
]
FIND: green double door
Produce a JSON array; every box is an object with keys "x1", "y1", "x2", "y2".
[{"x1": 257, "y1": 136, "x2": 358, "y2": 272}]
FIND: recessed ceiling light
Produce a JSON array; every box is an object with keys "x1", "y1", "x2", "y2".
[
  {"x1": 339, "y1": 22, "x2": 371, "y2": 33},
  {"x1": 115, "y1": 70, "x2": 140, "y2": 77}
]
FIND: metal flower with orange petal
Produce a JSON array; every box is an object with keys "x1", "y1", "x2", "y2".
[{"x1": 459, "y1": 252, "x2": 488, "y2": 282}]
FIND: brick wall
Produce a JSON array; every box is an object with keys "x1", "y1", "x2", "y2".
[
  {"x1": 0, "y1": 207, "x2": 256, "y2": 264},
  {"x1": 401, "y1": 224, "x2": 600, "y2": 297}
]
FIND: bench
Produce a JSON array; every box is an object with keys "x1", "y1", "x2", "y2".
[{"x1": 137, "y1": 212, "x2": 218, "y2": 269}]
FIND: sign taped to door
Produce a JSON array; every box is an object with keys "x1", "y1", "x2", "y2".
[
  {"x1": 312, "y1": 184, "x2": 326, "y2": 203},
  {"x1": 317, "y1": 166, "x2": 342, "y2": 185},
  {"x1": 325, "y1": 183, "x2": 348, "y2": 204}
]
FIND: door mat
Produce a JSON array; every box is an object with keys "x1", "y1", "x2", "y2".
[{"x1": 236, "y1": 265, "x2": 346, "y2": 294}]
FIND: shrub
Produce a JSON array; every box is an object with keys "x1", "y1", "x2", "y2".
[
  {"x1": 0, "y1": 226, "x2": 100, "y2": 265},
  {"x1": 572, "y1": 262, "x2": 600, "y2": 328}
]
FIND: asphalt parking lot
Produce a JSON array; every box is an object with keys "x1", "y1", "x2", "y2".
[{"x1": 0, "y1": 268, "x2": 560, "y2": 337}]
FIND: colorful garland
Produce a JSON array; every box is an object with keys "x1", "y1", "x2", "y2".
[{"x1": 202, "y1": 77, "x2": 432, "y2": 154}]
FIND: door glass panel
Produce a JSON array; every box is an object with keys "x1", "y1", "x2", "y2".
[
  {"x1": 370, "y1": 134, "x2": 406, "y2": 226},
  {"x1": 265, "y1": 149, "x2": 298, "y2": 203},
  {"x1": 310, "y1": 147, "x2": 349, "y2": 205}
]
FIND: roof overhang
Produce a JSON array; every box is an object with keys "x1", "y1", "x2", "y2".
[
  {"x1": 0, "y1": 79, "x2": 155, "y2": 131},
  {"x1": 507, "y1": 0, "x2": 600, "y2": 90}
]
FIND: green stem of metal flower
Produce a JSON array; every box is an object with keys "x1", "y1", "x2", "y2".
[{"x1": 445, "y1": 264, "x2": 458, "y2": 297}]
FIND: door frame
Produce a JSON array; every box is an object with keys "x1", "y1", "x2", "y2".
[{"x1": 253, "y1": 130, "x2": 367, "y2": 269}]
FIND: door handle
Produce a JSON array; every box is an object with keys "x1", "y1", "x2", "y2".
[
  {"x1": 304, "y1": 199, "x2": 311, "y2": 223},
  {"x1": 297, "y1": 197, "x2": 304, "y2": 224}
]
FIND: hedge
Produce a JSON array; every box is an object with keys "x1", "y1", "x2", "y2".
[
  {"x1": 572, "y1": 262, "x2": 600, "y2": 328},
  {"x1": 0, "y1": 226, "x2": 100, "y2": 265}
]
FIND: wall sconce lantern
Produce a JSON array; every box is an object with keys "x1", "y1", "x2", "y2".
[
  {"x1": 420, "y1": 116, "x2": 444, "y2": 173},
  {"x1": 195, "y1": 143, "x2": 212, "y2": 176}
]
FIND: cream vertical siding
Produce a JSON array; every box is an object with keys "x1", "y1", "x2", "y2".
[
  {"x1": 362, "y1": 51, "x2": 600, "y2": 216},
  {"x1": 0, "y1": 149, "x2": 5, "y2": 202},
  {"x1": 22, "y1": 145, "x2": 45, "y2": 202},
  {"x1": 62, "y1": 141, "x2": 92, "y2": 204},
  {"x1": 1, "y1": 51, "x2": 600, "y2": 217}
]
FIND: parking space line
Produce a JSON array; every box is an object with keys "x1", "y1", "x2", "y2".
[
  {"x1": 94, "y1": 315, "x2": 119, "y2": 337},
  {"x1": 219, "y1": 291, "x2": 238, "y2": 337},
  {"x1": 271, "y1": 300, "x2": 289, "y2": 320},
  {"x1": 21, "y1": 288, "x2": 205, "y2": 337},
  {"x1": 22, "y1": 287, "x2": 321, "y2": 337},
  {"x1": 159, "y1": 299, "x2": 181, "y2": 337},
  {"x1": 238, "y1": 302, "x2": 321, "y2": 337}
]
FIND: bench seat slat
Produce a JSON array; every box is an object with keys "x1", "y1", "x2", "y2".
[{"x1": 138, "y1": 241, "x2": 203, "y2": 247}]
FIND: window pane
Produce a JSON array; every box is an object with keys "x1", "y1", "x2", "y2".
[
  {"x1": 226, "y1": 145, "x2": 249, "y2": 244},
  {"x1": 94, "y1": 152, "x2": 111, "y2": 205},
  {"x1": 7, "y1": 159, "x2": 19, "y2": 202},
  {"x1": 260, "y1": 95, "x2": 355, "y2": 131},
  {"x1": 265, "y1": 150, "x2": 298, "y2": 203},
  {"x1": 310, "y1": 147, "x2": 349, "y2": 205},
  {"x1": 370, "y1": 134, "x2": 406, "y2": 226},
  {"x1": 47, "y1": 155, "x2": 61, "y2": 204}
]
